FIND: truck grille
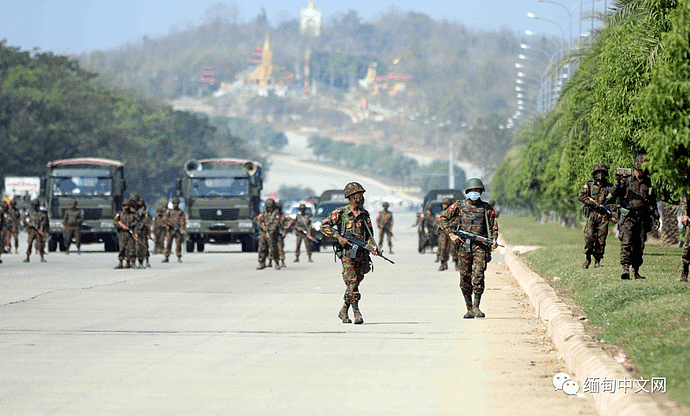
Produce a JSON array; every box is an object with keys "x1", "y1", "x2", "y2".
[
  {"x1": 62, "y1": 208, "x2": 103, "y2": 220},
  {"x1": 198, "y1": 209, "x2": 239, "y2": 221}
]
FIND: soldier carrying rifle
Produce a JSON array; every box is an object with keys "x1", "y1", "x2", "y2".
[
  {"x1": 23, "y1": 199, "x2": 49, "y2": 263},
  {"x1": 163, "y1": 197, "x2": 186, "y2": 263},
  {"x1": 289, "y1": 203, "x2": 314, "y2": 263},
  {"x1": 113, "y1": 199, "x2": 137, "y2": 269},
  {"x1": 578, "y1": 163, "x2": 617, "y2": 269}
]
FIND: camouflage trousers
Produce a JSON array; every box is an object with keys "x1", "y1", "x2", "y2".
[
  {"x1": 63, "y1": 226, "x2": 81, "y2": 250},
  {"x1": 438, "y1": 232, "x2": 458, "y2": 263},
  {"x1": 618, "y1": 214, "x2": 646, "y2": 269},
  {"x1": 418, "y1": 228, "x2": 431, "y2": 252},
  {"x1": 154, "y1": 229, "x2": 165, "y2": 253},
  {"x1": 26, "y1": 230, "x2": 45, "y2": 257},
  {"x1": 340, "y1": 255, "x2": 367, "y2": 304},
  {"x1": 584, "y1": 212, "x2": 609, "y2": 261},
  {"x1": 278, "y1": 234, "x2": 285, "y2": 260},
  {"x1": 378, "y1": 228, "x2": 393, "y2": 251},
  {"x1": 164, "y1": 231, "x2": 183, "y2": 258},
  {"x1": 137, "y1": 231, "x2": 149, "y2": 261},
  {"x1": 682, "y1": 228, "x2": 690, "y2": 266},
  {"x1": 295, "y1": 233, "x2": 311, "y2": 257},
  {"x1": 457, "y1": 244, "x2": 490, "y2": 297},
  {"x1": 1, "y1": 228, "x2": 10, "y2": 251},
  {"x1": 117, "y1": 232, "x2": 136, "y2": 263},
  {"x1": 7, "y1": 228, "x2": 19, "y2": 251},
  {"x1": 257, "y1": 232, "x2": 279, "y2": 263}
]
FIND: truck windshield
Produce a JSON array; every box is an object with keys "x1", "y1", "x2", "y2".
[
  {"x1": 190, "y1": 178, "x2": 249, "y2": 197},
  {"x1": 53, "y1": 176, "x2": 112, "y2": 196}
]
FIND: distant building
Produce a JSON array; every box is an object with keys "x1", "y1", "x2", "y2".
[{"x1": 299, "y1": 1, "x2": 322, "y2": 37}]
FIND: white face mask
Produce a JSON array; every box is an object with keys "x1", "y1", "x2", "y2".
[{"x1": 467, "y1": 191, "x2": 481, "y2": 201}]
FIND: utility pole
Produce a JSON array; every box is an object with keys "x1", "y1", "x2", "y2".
[{"x1": 449, "y1": 139, "x2": 455, "y2": 189}]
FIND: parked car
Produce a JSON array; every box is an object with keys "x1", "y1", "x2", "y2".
[{"x1": 311, "y1": 200, "x2": 348, "y2": 252}]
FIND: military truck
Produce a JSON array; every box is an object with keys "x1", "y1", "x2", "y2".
[
  {"x1": 177, "y1": 158, "x2": 262, "y2": 252},
  {"x1": 46, "y1": 158, "x2": 126, "y2": 252}
]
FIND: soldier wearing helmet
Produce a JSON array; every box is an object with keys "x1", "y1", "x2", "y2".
[
  {"x1": 273, "y1": 201, "x2": 291, "y2": 269},
  {"x1": 0, "y1": 201, "x2": 9, "y2": 263},
  {"x1": 163, "y1": 196, "x2": 186, "y2": 263},
  {"x1": 438, "y1": 178, "x2": 498, "y2": 319},
  {"x1": 22, "y1": 199, "x2": 49, "y2": 263},
  {"x1": 113, "y1": 199, "x2": 136, "y2": 269},
  {"x1": 62, "y1": 200, "x2": 84, "y2": 255},
  {"x1": 6, "y1": 199, "x2": 20, "y2": 254},
  {"x1": 289, "y1": 203, "x2": 313, "y2": 263},
  {"x1": 578, "y1": 163, "x2": 616, "y2": 269},
  {"x1": 320, "y1": 182, "x2": 380, "y2": 325},
  {"x1": 376, "y1": 201, "x2": 394, "y2": 256},
  {"x1": 254, "y1": 198, "x2": 282, "y2": 270},
  {"x1": 436, "y1": 197, "x2": 459, "y2": 271},
  {"x1": 152, "y1": 207, "x2": 166, "y2": 255},
  {"x1": 133, "y1": 196, "x2": 151, "y2": 268},
  {"x1": 680, "y1": 194, "x2": 690, "y2": 282},
  {"x1": 609, "y1": 154, "x2": 659, "y2": 280}
]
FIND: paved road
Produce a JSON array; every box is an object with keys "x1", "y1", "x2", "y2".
[{"x1": 0, "y1": 211, "x2": 597, "y2": 415}]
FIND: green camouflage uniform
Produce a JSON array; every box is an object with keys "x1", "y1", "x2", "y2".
[
  {"x1": 290, "y1": 210, "x2": 313, "y2": 261},
  {"x1": 8, "y1": 201, "x2": 20, "y2": 253},
  {"x1": 438, "y1": 199, "x2": 498, "y2": 309},
  {"x1": 164, "y1": 207, "x2": 186, "y2": 260},
  {"x1": 62, "y1": 204, "x2": 84, "y2": 253},
  {"x1": 254, "y1": 210, "x2": 281, "y2": 267},
  {"x1": 609, "y1": 159, "x2": 659, "y2": 278},
  {"x1": 578, "y1": 179, "x2": 614, "y2": 265},
  {"x1": 23, "y1": 204, "x2": 49, "y2": 262},
  {"x1": 113, "y1": 205, "x2": 136, "y2": 267},
  {"x1": 681, "y1": 196, "x2": 689, "y2": 280},
  {"x1": 436, "y1": 199, "x2": 459, "y2": 270},
  {"x1": 320, "y1": 204, "x2": 376, "y2": 304},
  {"x1": 376, "y1": 207, "x2": 394, "y2": 253}
]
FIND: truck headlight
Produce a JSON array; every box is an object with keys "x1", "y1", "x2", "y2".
[
  {"x1": 187, "y1": 222, "x2": 201, "y2": 229},
  {"x1": 100, "y1": 222, "x2": 114, "y2": 228},
  {"x1": 50, "y1": 221, "x2": 63, "y2": 229},
  {"x1": 238, "y1": 221, "x2": 253, "y2": 228}
]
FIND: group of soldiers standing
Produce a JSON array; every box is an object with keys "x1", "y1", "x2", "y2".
[
  {"x1": 578, "y1": 154, "x2": 689, "y2": 281},
  {"x1": 254, "y1": 200, "x2": 314, "y2": 270},
  {"x1": 112, "y1": 195, "x2": 186, "y2": 269},
  {"x1": 0, "y1": 198, "x2": 50, "y2": 263}
]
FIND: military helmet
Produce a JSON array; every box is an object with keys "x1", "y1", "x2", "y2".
[
  {"x1": 157, "y1": 206, "x2": 165, "y2": 213},
  {"x1": 442, "y1": 197, "x2": 454, "y2": 206},
  {"x1": 465, "y1": 178, "x2": 485, "y2": 193},
  {"x1": 122, "y1": 199, "x2": 132, "y2": 207},
  {"x1": 9, "y1": 199, "x2": 16, "y2": 207},
  {"x1": 634, "y1": 154, "x2": 648, "y2": 170},
  {"x1": 265, "y1": 198, "x2": 275, "y2": 207},
  {"x1": 129, "y1": 193, "x2": 140, "y2": 201},
  {"x1": 299, "y1": 203, "x2": 306, "y2": 210},
  {"x1": 172, "y1": 197, "x2": 180, "y2": 204},
  {"x1": 71, "y1": 200, "x2": 78, "y2": 208},
  {"x1": 31, "y1": 199, "x2": 40, "y2": 207},
  {"x1": 344, "y1": 182, "x2": 366, "y2": 198},
  {"x1": 592, "y1": 163, "x2": 609, "y2": 175},
  {"x1": 0, "y1": 201, "x2": 7, "y2": 209},
  {"x1": 382, "y1": 201, "x2": 390, "y2": 208}
]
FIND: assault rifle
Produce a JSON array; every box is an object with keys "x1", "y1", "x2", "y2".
[
  {"x1": 117, "y1": 221, "x2": 138, "y2": 242},
  {"x1": 451, "y1": 228, "x2": 504, "y2": 253},
  {"x1": 295, "y1": 226, "x2": 319, "y2": 242},
  {"x1": 166, "y1": 220, "x2": 184, "y2": 236},
  {"x1": 598, "y1": 205, "x2": 618, "y2": 224},
  {"x1": 338, "y1": 232, "x2": 394, "y2": 264},
  {"x1": 27, "y1": 223, "x2": 44, "y2": 237}
]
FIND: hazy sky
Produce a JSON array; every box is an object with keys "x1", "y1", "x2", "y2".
[{"x1": 0, "y1": 0, "x2": 606, "y2": 55}]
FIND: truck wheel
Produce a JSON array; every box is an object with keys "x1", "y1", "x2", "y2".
[
  {"x1": 48, "y1": 235, "x2": 58, "y2": 252},
  {"x1": 58, "y1": 236, "x2": 67, "y2": 252},
  {"x1": 196, "y1": 240, "x2": 205, "y2": 252},
  {"x1": 310, "y1": 240, "x2": 320, "y2": 253},
  {"x1": 104, "y1": 235, "x2": 119, "y2": 252},
  {"x1": 186, "y1": 240, "x2": 195, "y2": 253},
  {"x1": 241, "y1": 235, "x2": 258, "y2": 252}
]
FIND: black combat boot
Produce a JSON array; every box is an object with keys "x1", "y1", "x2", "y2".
[
  {"x1": 177, "y1": 256, "x2": 182, "y2": 263},
  {"x1": 256, "y1": 262, "x2": 266, "y2": 270},
  {"x1": 463, "y1": 295, "x2": 475, "y2": 319},
  {"x1": 351, "y1": 301, "x2": 364, "y2": 325},
  {"x1": 114, "y1": 260, "x2": 123, "y2": 269},
  {"x1": 473, "y1": 294, "x2": 485, "y2": 318},
  {"x1": 582, "y1": 255, "x2": 591, "y2": 269},
  {"x1": 621, "y1": 265, "x2": 630, "y2": 280},
  {"x1": 308, "y1": 254, "x2": 313, "y2": 263},
  {"x1": 338, "y1": 302, "x2": 352, "y2": 323},
  {"x1": 125, "y1": 261, "x2": 132, "y2": 269},
  {"x1": 294, "y1": 255, "x2": 299, "y2": 263},
  {"x1": 438, "y1": 261, "x2": 448, "y2": 271},
  {"x1": 681, "y1": 264, "x2": 689, "y2": 282},
  {"x1": 23, "y1": 255, "x2": 30, "y2": 263},
  {"x1": 593, "y1": 257, "x2": 602, "y2": 268},
  {"x1": 633, "y1": 268, "x2": 646, "y2": 280},
  {"x1": 162, "y1": 256, "x2": 169, "y2": 263}
]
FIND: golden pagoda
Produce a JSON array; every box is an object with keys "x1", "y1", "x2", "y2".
[{"x1": 250, "y1": 33, "x2": 273, "y2": 87}]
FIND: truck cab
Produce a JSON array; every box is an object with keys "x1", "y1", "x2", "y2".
[
  {"x1": 46, "y1": 158, "x2": 125, "y2": 252},
  {"x1": 179, "y1": 159, "x2": 262, "y2": 252}
]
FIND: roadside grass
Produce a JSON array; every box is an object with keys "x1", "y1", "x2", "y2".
[{"x1": 500, "y1": 214, "x2": 690, "y2": 406}]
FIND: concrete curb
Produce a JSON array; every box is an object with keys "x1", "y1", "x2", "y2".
[{"x1": 500, "y1": 237, "x2": 666, "y2": 416}]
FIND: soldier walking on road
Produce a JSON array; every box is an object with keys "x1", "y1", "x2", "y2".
[
  {"x1": 276, "y1": 202, "x2": 290, "y2": 269},
  {"x1": 23, "y1": 199, "x2": 49, "y2": 263},
  {"x1": 681, "y1": 195, "x2": 689, "y2": 282},
  {"x1": 7, "y1": 199, "x2": 20, "y2": 254},
  {"x1": 255, "y1": 198, "x2": 281, "y2": 270},
  {"x1": 290, "y1": 203, "x2": 313, "y2": 263},
  {"x1": 62, "y1": 200, "x2": 84, "y2": 255},
  {"x1": 133, "y1": 196, "x2": 151, "y2": 268},
  {"x1": 436, "y1": 198, "x2": 458, "y2": 271},
  {"x1": 163, "y1": 197, "x2": 186, "y2": 263},
  {"x1": 113, "y1": 199, "x2": 136, "y2": 269},
  {"x1": 320, "y1": 182, "x2": 380, "y2": 325},
  {"x1": 438, "y1": 178, "x2": 498, "y2": 319},
  {"x1": 578, "y1": 164, "x2": 616, "y2": 268},
  {"x1": 609, "y1": 154, "x2": 660, "y2": 280},
  {"x1": 376, "y1": 201, "x2": 394, "y2": 255},
  {"x1": 152, "y1": 207, "x2": 166, "y2": 255},
  {"x1": 0, "y1": 201, "x2": 9, "y2": 263}
]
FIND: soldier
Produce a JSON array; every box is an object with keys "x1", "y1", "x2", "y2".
[
  {"x1": 23, "y1": 199, "x2": 49, "y2": 263},
  {"x1": 680, "y1": 195, "x2": 689, "y2": 282},
  {"x1": 0, "y1": 201, "x2": 8, "y2": 262},
  {"x1": 320, "y1": 182, "x2": 380, "y2": 325},
  {"x1": 113, "y1": 199, "x2": 136, "y2": 269},
  {"x1": 7, "y1": 199, "x2": 21, "y2": 254},
  {"x1": 163, "y1": 197, "x2": 186, "y2": 263},
  {"x1": 578, "y1": 164, "x2": 616, "y2": 268},
  {"x1": 152, "y1": 207, "x2": 166, "y2": 255},
  {"x1": 254, "y1": 198, "x2": 281, "y2": 270},
  {"x1": 438, "y1": 178, "x2": 499, "y2": 319},
  {"x1": 420, "y1": 205, "x2": 435, "y2": 254},
  {"x1": 609, "y1": 154, "x2": 660, "y2": 280},
  {"x1": 290, "y1": 203, "x2": 313, "y2": 263},
  {"x1": 275, "y1": 202, "x2": 290, "y2": 269},
  {"x1": 376, "y1": 201, "x2": 394, "y2": 255},
  {"x1": 62, "y1": 200, "x2": 84, "y2": 255},
  {"x1": 134, "y1": 196, "x2": 151, "y2": 268},
  {"x1": 436, "y1": 197, "x2": 457, "y2": 271}
]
